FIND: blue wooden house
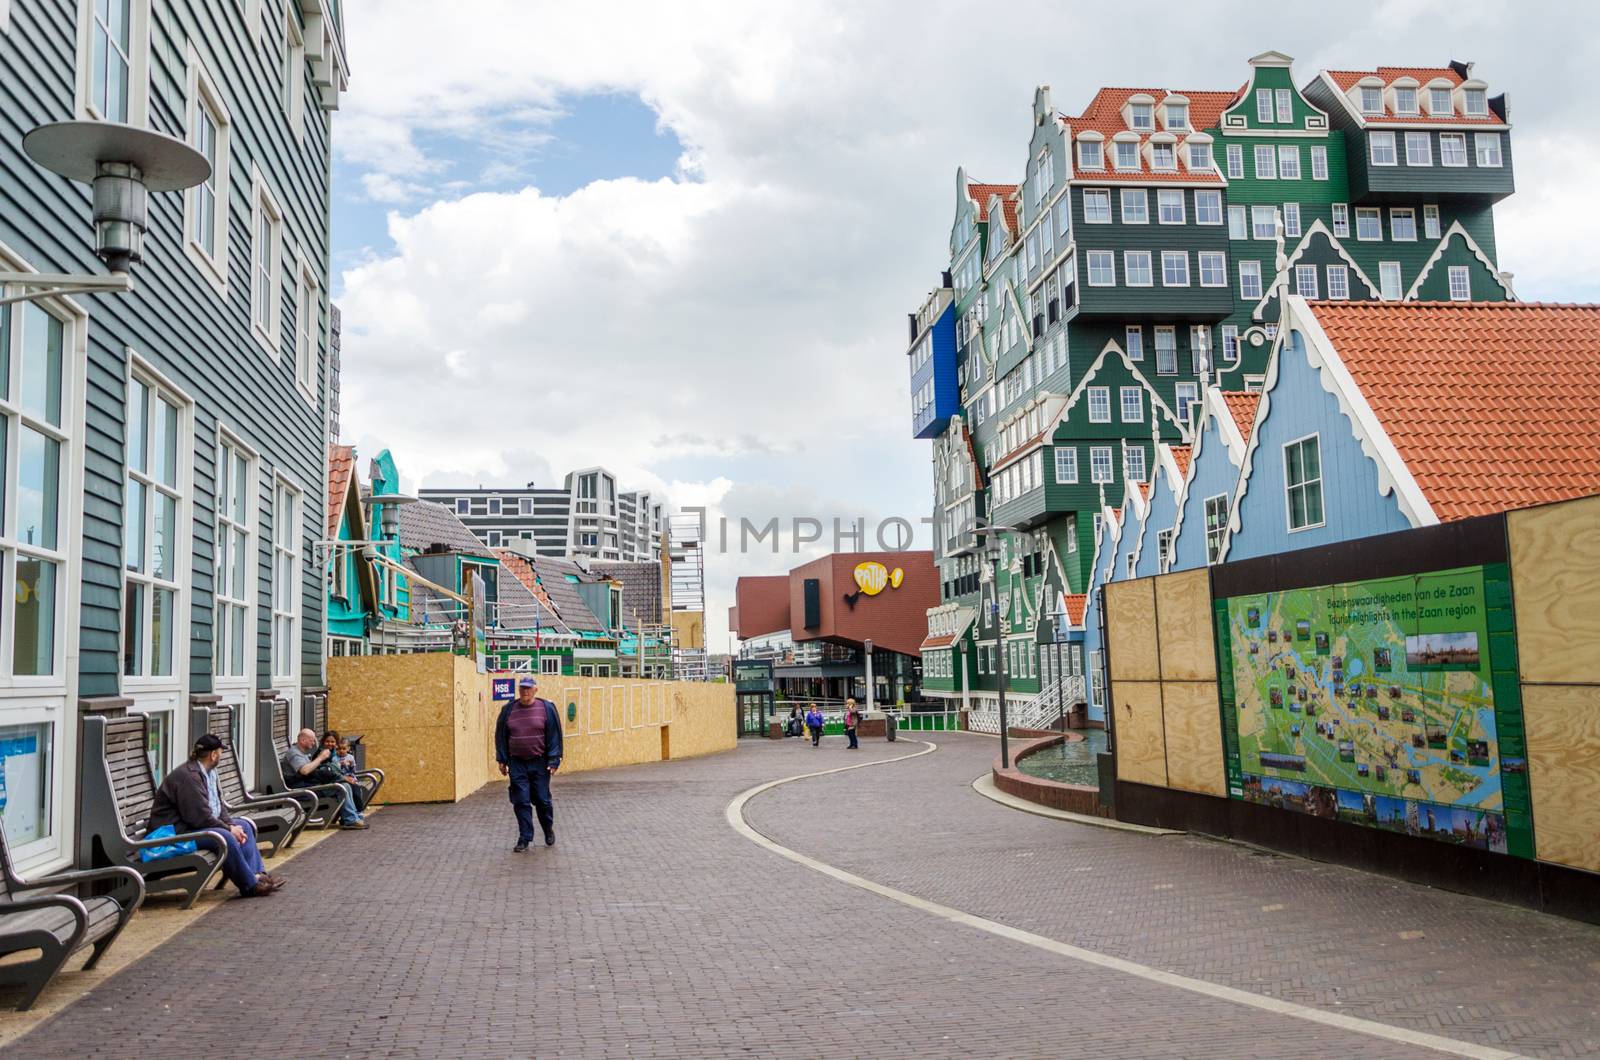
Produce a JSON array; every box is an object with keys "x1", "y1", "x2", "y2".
[
  {"x1": 1133, "y1": 442, "x2": 1190, "y2": 578},
  {"x1": 1168, "y1": 388, "x2": 1258, "y2": 572},
  {"x1": 1079, "y1": 497, "x2": 1123, "y2": 721}
]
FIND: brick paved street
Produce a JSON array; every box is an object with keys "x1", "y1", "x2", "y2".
[{"x1": 6, "y1": 734, "x2": 1598, "y2": 1058}]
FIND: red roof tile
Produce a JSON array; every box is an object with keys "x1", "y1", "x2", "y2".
[
  {"x1": 1324, "y1": 67, "x2": 1503, "y2": 125},
  {"x1": 967, "y1": 182, "x2": 1020, "y2": 227},
  {"x1": 1221, "y1": 391, "x2": 1261, "y2": 446},
  {"x1": 1169, "y1": 445, "x2": 1192, "y2": 479},
  {"x1": 327, "y1": 444, "x2": 355, "y2": 539},
  {"x1": 919, "y1": 633, "x2": 959, "y2": 652},
  {"x1": 1064, "y1": 87, "x2": 1235, "y2": 185},
  {"x1": 1063, "y1": 593, "x2": 1088, "y2": 626},
  {"x1": 1309, "y1": 301, "x2": 1600, "y2": 521}
]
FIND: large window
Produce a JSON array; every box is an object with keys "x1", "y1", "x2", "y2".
[
  {"x1": 1475, "y1": 133, "x2": 1502, "y2": 167},
  {"x1": 1405, "y1": 131, "x2": 1432, "y2": 166},
  {"x1": 271, "y1": 479, "x2": 301, "y2": 683},
  {"x1": 1228, "y1": 206, "x2": 1246, "y2": 240},
  {"x1": 1239, "y1": 261, "x2": 1263, "y2": 300},
  {"x1": 1379, "y1": 262, "x2": 1403, "y2": 301},
  {"x1": 1254, "y1": 144, "x2": 1276, "y2": 179},
  {"x1": 1120, "y1": 189, "x2": 1148, "y2": 223},
  {"x1": 250, "y1": 175, "x2": 283, "y2": 353},
  {"x1": 1284, "y1": 435, "x2": 1324, "y2": 532},
  {"x1": 1054, "y1": 448, "x2": 1077, "y2": 484},
  {"x1": 1195, "y1": 190, "x2": 1221, "y2": 225},
  {"x1": 1198, "y1": 251, "x2": 1226, "y2": 287},
  {"x1": 1277, "y1": 145, "x2": 1300, "y2": 179},
  {"x1": 1123, "y1": 251, "x2": 1152, "y2": 287},
  {"x1": 84, "y1": 0, "x2": 134, "y2": 120},
  {"x1": 1089, "y1": 446, "x2": 1114, "y2": 484},
  {"x1": 1086, "y1": 251, "x2": 1114, "y2": 286},
  {"x1": 1157, "y1": 189, "x2": 1185, "y2": 224},
  {"x1": 1369, "y1": 131, "x2": 1397, "y2": 166},
  {"x1": 1154, "y1": 326, "x2": 1177, "y2": 374},
  {"x1": 1251, "y1": 206, "x2": 1276, "y2": 240},
  {"x1": 1115, "y1": 140, "x2": 1139, "y2": 171},
  {"x1": 1119, "y1": 386, "x2": 1144, "y2": 423},
  {"x1": 184, "y1": 51, "x2": 230, "y2": 292},
  {"x1": 0, "y1": 720, "x2": 54, "y2": 849},
  {"x1": 1326, "y1": 265, "x2": 1349, "y2": 300},
  {"x1": 1161, "y1": 251, "x2": 1189, "y2": 287},
  {"x1": 1440, "y1": 133, "x2": 1468, "y2": 167},
  {"x1": 213, "y1": 438, "x2": 254, "y2": 680},
  {"x1": 1087, "y1": 387, "x2": 1111, "y2": 423},
  {"x1": 1390, "y1": 208, "x2": 1417, "y2": 241},
  {"x1": 1295, "y1": 264, "x2": 1319, "y2": 299},
  {"x1": 124, "y1": 370, "x2": 184, "y2": 680},
  {"x1": 2, "y1": 301, "x2": 72, "y2": 680},
  {"x1": 1355, "y1": 207, "x2": 1382, "y2": 241},
  {"x1": 293, "y1": 261, "x2": 317, "y2": 397},
  {"x1": 1204, "y1": 494, "x2": 1229, "y2": 564}
]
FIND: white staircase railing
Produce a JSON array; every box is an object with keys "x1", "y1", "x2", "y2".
[{"x1": 968, "y1": 675, "x2": 1087, "y2": 735}]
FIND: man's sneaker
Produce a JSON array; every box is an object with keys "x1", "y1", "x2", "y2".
[
  {"x1": 513, "y1": 839, "x2": 530, "y2": 853},
  {"x1": 339, "y1": 819, "x2": 369, "y2": 830},
  {"x1": 544, "y1": 833, "x2": 556, "y2": 847}
]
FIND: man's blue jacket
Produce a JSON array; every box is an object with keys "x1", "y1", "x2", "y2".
[{"x1": 494, "y1": 697, "x2": 564, "y2": 768}]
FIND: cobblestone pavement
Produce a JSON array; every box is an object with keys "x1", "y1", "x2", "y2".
[{"x1": 5, "y1": 734, "x2": 1595, "y2": 1058}]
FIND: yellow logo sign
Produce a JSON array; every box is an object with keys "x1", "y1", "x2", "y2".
[{"x1": 844, "y1": 562, "x2": 904, "y2": 609}]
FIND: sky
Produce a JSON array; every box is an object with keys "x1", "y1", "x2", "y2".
[{"x1": 330, "y1": 0, "x2": 1600, "y2": 652}]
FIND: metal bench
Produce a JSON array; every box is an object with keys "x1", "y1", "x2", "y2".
[
  {"x1": 256, "y1": 698, "x2": 357, "y2": 827},
  {"x1": 191, "y1": 702, "x2": 309, "y2": 856},
  {"x1": 79, "y1": 713, "x2": 226, "y2": 908},
  {"x1": 0, "y1": 822, "x2": 144, "y2": 1011},
  {"x1": 302, "y1": 689, "x2": 383, "y2": 803}
]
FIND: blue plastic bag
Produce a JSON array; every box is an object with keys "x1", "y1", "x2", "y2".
[{"x1": 139, "y1": 824, "x2": 199, "y2": 862}]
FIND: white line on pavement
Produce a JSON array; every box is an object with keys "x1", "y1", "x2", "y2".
[{"x1": 727, "y1": 741, "x2": 1527, "y2": 1060}]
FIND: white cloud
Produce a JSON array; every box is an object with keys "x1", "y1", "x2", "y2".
[{"x1": 336, "y1": 0, "x2": 1600, "y2": 649}]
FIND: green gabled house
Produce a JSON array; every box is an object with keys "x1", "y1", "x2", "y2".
[
  {"x1": 1, "y1": 0, "x2": 350, "y2": 870},
  {"x1": 910, "y1": 50, "x2": 1517, "y2": 719}
]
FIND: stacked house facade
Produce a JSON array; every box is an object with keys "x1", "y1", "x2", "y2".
[
  {"x1": 0, "y1": 0, "x2": 349, "y2": 872},
  {"x1": 912, "y1": 52, "x2": 1516, "y2": 720}
]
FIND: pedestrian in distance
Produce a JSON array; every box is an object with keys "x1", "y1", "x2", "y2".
[
  {"x1": 495, "y1": 676, "x2": 564, "y2": 852},
  {"x1": 844, "y1": 697, "x2": 861, "y2": 750},
  {"x1": 804, "y1": 704, "x2": 824, "y2": 747}
]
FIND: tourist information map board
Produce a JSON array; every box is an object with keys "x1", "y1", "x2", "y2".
[{"x1": 1214, "y1": 563, "x2": 1535, "y2": 858}]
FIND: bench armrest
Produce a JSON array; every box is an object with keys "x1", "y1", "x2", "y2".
[
  {"x1": 126, "y1": 828, "x2": 229, "y2": 856},
  {"x1": 230, "y1": 792, "x2": 308, "y2": 817},
  {"x1": 0, "y1": 892, "x2": 90, "y2": 953}
]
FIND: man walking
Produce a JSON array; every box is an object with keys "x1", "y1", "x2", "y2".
[{"x1": 495, "y1": 676, "x2": 564, "y2": 852}]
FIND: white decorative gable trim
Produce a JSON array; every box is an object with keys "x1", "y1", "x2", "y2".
[
  {"x1": 1058, "y1": 338, "x2": 1187, "y2": 439},
  {"x1": 1403, "y1": 220, "x2": 1517, "y2": 301},
  {"x1": 1251, "y1": 218, "x2": 1381, "y2": 318}
]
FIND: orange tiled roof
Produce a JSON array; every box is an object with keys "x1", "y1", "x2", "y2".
[
  {"x1": 967, "y1": 182, "x2": 1020, "y2": 228},
  {"x1": 919, "y1": 633, "x2": 959, "y2": 652},
  {"x1": 1221, "y1": 391, "x2": 1261, "y2": 446},
  {"x1": 1170, "y1": 444, "x2": 1192, "y2": 479},
  {"x1": 494, "y1": 548, "x2": 550, "y2": 609},
  {"x1": 327, "y1": 444, "x2": 355, "y2": 539},
  {"x1": 1310, "y1": 301, "x2": 1600, "y2": 521},
  {"x1": 1063, "y1": 593, "x2": 1088, "y2": 626},
  {"x1": 1065, "y1": 87, "x2": 1235, "y2": 185},
  {"x1": 1324, "y1": 67, "x2": 1504, "y2": 125}
]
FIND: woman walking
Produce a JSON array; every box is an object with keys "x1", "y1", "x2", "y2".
[
  {"x1": 844, "y1": 698, "x2": 861, "y2": 750},
  {"x1": 804, "y1": 703, "x2": 824, "y2": 747}
]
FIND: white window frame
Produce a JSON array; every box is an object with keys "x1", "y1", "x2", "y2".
[
  {"x1": 74, "y1": 0, "x2": 151, "y2": 125},
  {"x1": 1283, "y1": 433, "x2": 1325, "y2": 533},
  {"x1": 1226, "y1": 143, "x2": 1244, "y2": 179},
  {"x1": 1123, "y1": 250, "x2": 1152, "y2": 287},
  {"x1": 213, "y1": 430, "x2": 258, "y2": 687},
  {"x1": 249, "y1": 170, "x2": 284, "y2": 355},
  {"x1": 1251, "y1": 206, "x2": 1276, "y2": 240},
  {"x1": 1254, "y1": 144, "x2": 1276, "y2": 180},
  {"x1": 1156, "y1": 189, "x2": 1185, "y2": 225},
  {"x1": 1129, "y1": 103, "x2": 1154, "y2": 131},
  {"x1": 1221, "y1": 325, "x2": 1240, "y2": 364},
  {"x1": 1187, "y1": 141, "x2": 1210, "y2": 171},
  {"x1": 1475, "y1": 133, "x2": 1502, "y2": 168},
  {"x1": 1195, "y1": 190, "x2": 1222, "y2": 225},
  {"x1": 1150, "y1": 142, "x2": 1177, "y2": 171},
  {"x1": 1423, "y1": 204, "x2": 1441, "y2": 239},
  {"x1": 1395, "y1": 86, "x2": 1419, "y2": 117},
  {"x1": 1369, "y1": 131, "x2": 1397, "y2": 166},
  {"x1": 1175, "y1": 382, "x2": 1200, "y2": 428},
  {"x1": 1228, "y1": 205, "x2": 1247, "y2": 240},
  {"x1": 1123, "y1": 441, "x2": 1146, "y2": 483},
  {"x1": 281, "y1": 3, "x2": 305, "y2": 137},
  {"x1": 1326, "y1": 265, "x2": 1349, "y2": 300},
  {"x1": 1360, "y1": 86, "x2": 1383, "y2": 115},
  {"x1": 1083, "y1": 189, "x2": 1112, "y2": 223},
  {"x1": 1078, "y1": 140, "x2": 1104, "y2": 170},
  {"x1": 1282, "y1": 202, "x2": 1301, "y2": 237},
  {"x1": 1379, "y1": 262, "x2": 1402, "y2": 301},
  {"x1": 1114, "y1": 139, "x2": 1140, "y2": 171},
  {"x1": 1447, "y1": 266, "x2": 1471, "y2": 301},
  {"x1": 1198, "y1": 251, "x2": 1226, "y2": 288},
  {"x1": 1054, "y1": 447, "x2": 1077, "y2": 484},
  {"x1": 1390, "y1": 207, "x2": 1417, "y2": 241},
  {"x1": 1275, "y1": 89, "x2": 1293, "y2": 124},
  {"x1": 1154, "y1": 326, "x2": 1177, "y2": 374},
  {"x1": 1089, "y1": 446, "x2": 1114, "y2": 485},
  {"x1": 1086, "y1": 250, "x2": 1115, "y2": 287},
  {"x1": 1256, "y1": 89, "x2": 1274, "y2": 123},
  {"x1": 1405, "y1": 131, "x2": 1432, "y2": 167},
  {"x1": 1440, "y1": 133, "x2": 1468, "y2": 167},
  {"x1": 1355, "y1": 207, "x2": 1382, "y2": 241},
  {"x1": 1310, "y1": 145, "x2": 1328, "y2": 180},
  {"x1": 1161, "y1": 251, "x2": 1189, "y2": 287},
  {"x1": 1087, "y1": 386, "x2": 1111, "y2": 424},
  {"x1": 1278, "y1": 145, "x2": 1300, "y2": 179},
  {"x1": 1119, "y1": 386, "x2": 1143, "y2": 424},
  {"x1": 1120, "y1": 188, "x2": 1148, "y2": 224},
  {"x1": 1203, "y1": 494, "x2": 1228, "y2": 564},
  {"x1": 183, "y1": 46, "x2": 231, "y2": 297},
  {"x1": 1463, "y1": 88, "x2": 1488, "y2": 117},
  {"x1": 1294, "y1": 264, "x2": 1319, "y2": 299},
  {"x1": 122, "y1": 357, "x2": 193, "y2": 689},
  {"x1": 1429, "y1": 87, "x2": 1452, "y2": 116},
  {"x1": 1238, "y1": 261, "x2": 1263, "y2": 300},
  {"x1": 292, "y1": 255, "x2": 317, "y2": 401},
  {"x1": 1124, "y1": 325, "x2": 1144, "y2": 361},
  {"x1": 1332, "y1": 203, "x2": 1349, "y2": 238},
  {"x1": 270, "y1": 475, "x2": 303, "y2": 684}
]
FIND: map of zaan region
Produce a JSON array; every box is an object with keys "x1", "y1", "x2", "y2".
[{"x1": 1222, "y1": 566, "x2": 1509, "y2": 853}]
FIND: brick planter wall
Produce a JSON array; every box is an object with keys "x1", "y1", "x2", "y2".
[{"x1": 992, "y1": 733, "x2": 1111, "y2": 819}]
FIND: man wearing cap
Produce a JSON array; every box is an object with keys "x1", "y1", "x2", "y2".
[
  {"x1": 494, "y1": 676, "x2": 564, "y2": 852},
  {"x1": 148, "y1": 734, "x2": 283, "y2": 898}
]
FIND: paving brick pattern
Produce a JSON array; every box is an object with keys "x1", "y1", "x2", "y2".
[{"x1": 5, "y1": 734, "x2": 1589, "y2": 1058}]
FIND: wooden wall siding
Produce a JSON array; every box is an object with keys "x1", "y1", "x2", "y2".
[
  {"x1": 1135, "y1": 473, "x2": 1179, "y2": 579},
  {"x1": 1225, "y1": 331, "x2": 1412, "y2": 564},
  {"x1": 1, "y1": 2, "x2": 335, "y2": 698},
  {"x1": 1105, "y1": 578, "x2": 1158, "y2": 682},
  {"x1": 1069, "y1": 187, "x2": 1235, "y2": 318},
  {"x1": 1413, "y1": 231, "x2": 1510, "y2": 302},
  {"x1": 1520, "y1": 683, "x2": 1600, "y2": 874},
  {"x1": 1170, "y1": 420, "x2": 1240, "y2": 573},
  {"x1": 1112, "y1": 680, "x2": 1167, "y2": 787},
  {"x1": 1154, "y1": 568, "x2": 1214, "y2": 682},
  {"x1": 1509, "y1": 495, "x2": 1600, "y2": 686}
]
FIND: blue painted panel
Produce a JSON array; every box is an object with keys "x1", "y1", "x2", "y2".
[
  {"x1": 1135, "y1": 473, "x2": 1179, "y2": 579},
  {"x1": 1170, "y1": 417, "x2": 1240, "y2": 573},
  {"x1": 1227, "y1": 330, "x2": 1413, "y2": 563},
  {"x1": 912, "y1": 303, "x2": 959, "y2": 438}
]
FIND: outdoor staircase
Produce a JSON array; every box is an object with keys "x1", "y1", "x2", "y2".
[{"x1": 967, "y1": 674, "x2": 1086, "y2": 735}]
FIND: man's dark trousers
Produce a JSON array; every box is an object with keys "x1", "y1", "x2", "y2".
[
  {"x1": 204, "y1": 817, "x2": 264, "y2": 893},
  {"x1": 507, "y1": 758, "x2": 553, "y2": 843}
]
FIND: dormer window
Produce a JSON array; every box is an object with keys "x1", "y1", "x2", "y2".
[
  {"x1": 1187, "y1": 142, "x2": 1211, "y2": 170},
  {"x1": 1429, "y1": 87, "x2": 1452, "y2": 115},
  {"x1": 1114, "y1": 140, "x2": 1139, "y2": 170},
  {"x1": 1151, "y1": 142, "x2": 1176, "y2": 171},
  {"x1": 1078, "y1": 139, "x2": 1103, "y2": 169},
  {"x1": 1394, "y1": 86, "x2": 1418, "y2": 115},
  {"x1": 1130, "y1": 103, "x2": 1154, "y2": 130},
  {"x1": 1360, "y1": 86, "x2": 1383, "y2": 114},
  {"x1": 1463, "y1": 88, "x2": 1488, "y2": 116},
  {"x1": 1166, "y1": 103, "x2": 1188, "y2": 130}
]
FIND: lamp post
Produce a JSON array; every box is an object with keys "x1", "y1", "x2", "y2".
[
  {"x1": 1048, "y1": 596, "x2": 1068, "y2": 735},
  {"x1": 2, "y1": 122, "x2": 210, "y2": 306}
]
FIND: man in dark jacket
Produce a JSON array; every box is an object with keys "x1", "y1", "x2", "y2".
[
  {"x1": 494, "y1": 676, "x2": 564, "y2": 852},
  {"x1": 148, "y1": 734, "x2": 281, "y2": 897}
]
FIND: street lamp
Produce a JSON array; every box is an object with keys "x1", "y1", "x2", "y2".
[
  {"x1": 1, "y1": 121, "x2": 210, "y2": 306},
  {"x1": 954, "y1": 521, "x2": 1026, "y2": 769},
  {"x1": 1046, "y1": 595, "x2": 1069, "y2": 737}
]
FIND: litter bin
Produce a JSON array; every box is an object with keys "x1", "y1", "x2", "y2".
[{"x1": 885, "y1": 710, "x2": 898, "y2": 742}]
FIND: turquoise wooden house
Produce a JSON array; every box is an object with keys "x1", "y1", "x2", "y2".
[
  {"x1": 366, "y1": 448, "x2": 412, "y2": 633},
  {"x1": 0, "y1": 0, "x2": 349, "y2": 870},
  {"x1": 325, "y1": 444, "x2": 376, "y2": 655}
]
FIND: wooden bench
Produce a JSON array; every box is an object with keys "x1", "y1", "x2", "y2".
[
  {"x1": 0, "y1": 823, "x2": 144, "y2": 1010},
  {"x1": 255, "y1": 699, "x2": 360, "y2": 827},
  {"x1": 191, "y1": 702, "x2": 309, "y2": 856},
  {"x1": 300, "y1": 690, "x2": 383, "y2": 804},
  {"x1": 79, "y1": 713, "x2": 228, "y2": 908}
]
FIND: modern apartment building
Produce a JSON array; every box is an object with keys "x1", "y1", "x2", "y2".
[
  {"x1": 419, "y1": 467, "x2": 666, "y2": 562},
  {"x1": 911, "y1": 52, "x2": 1515, "y2": 718},
  {"x1": 0, "y1": 0, "x2": 349, "y2": 872}
]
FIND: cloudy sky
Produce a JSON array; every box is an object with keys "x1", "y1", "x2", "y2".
[{"x1": 331, "y1": 0, "x2": 1600, "y2": 650}]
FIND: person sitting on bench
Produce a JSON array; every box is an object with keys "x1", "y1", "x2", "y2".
[
  {"x1": 282, "y1": 729, "x2": 368, "y2": 829},
  {"x1": 149, "y1": 733, "x2": 283, "y2": 898}
]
